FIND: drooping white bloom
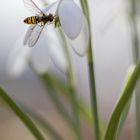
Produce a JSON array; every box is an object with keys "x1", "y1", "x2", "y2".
[
  {"x1": 7, "y1": 25, "x2": 68, "y2": 77},
  {"x1": 7, "y1": 0, "x2": 89, "y2": 77},
  {"x1": 25, "y1": 0, "x2": 88, "y2": 56},
  {"x1": 7, "y1": 34, "x2": 31, "y2": 77}
]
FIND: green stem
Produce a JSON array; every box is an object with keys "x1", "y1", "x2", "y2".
[
  {"x1": 41, "y1": 74, "x2": 72, "y2": 124},
  {"x1": 130, "y1": 0, "x2": 139, "y2": 63},
  {"x1": 67, "y1": 71, "x2": 82, "y2": 140},
  {"x1": 30, "y1": 64, "x2": 81, "y2": 139},
  {"x1": 41, "y1": 73, "x2": 93, "y2": 124},
  {"x1": 59, "y1": 30, "x2": 82, "y2": 140},
  {"x1": 30, "y1": 64, "x2": 73, "y2": 128},
  {"x1": 87, "y1": 42, "x2": 101, "y2": 140},
  {"x1": 80, "y1": 0, "x2": 101, "y2": 140},
  {"x1": 0, "y1": 88, "x2": 45, "y2": 140},
  {"x1": 43, "y1": 72, "x2": 82, "y2": 140},
  {"x1": 129, "y1": 0, "x2": 140, "y2": 139}
]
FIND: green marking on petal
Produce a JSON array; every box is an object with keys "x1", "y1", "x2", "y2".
[{"x1": 54, "y1": 16, "x2": 61, "y2": 28}]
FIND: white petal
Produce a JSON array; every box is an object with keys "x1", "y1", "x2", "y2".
[
  {"x1": 43, "y1": 25, "x2": 68, "y2": 73},
  {"x1": 30, "y1": 33, "x2": 51, "y2": 74},
  {"x1": 7, "y1": 34, "x2": 31, "y2": 77},
  {"x1": 58, "y1": 0, "x2": 83, "y2": 39},
  {"x1": 68, "y1": 16, "x2": 89, "y2": 56}
]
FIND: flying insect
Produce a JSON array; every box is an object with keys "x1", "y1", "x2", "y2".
[{"x1": 23, "y1": 0, "x2": 56, "y2": 47}]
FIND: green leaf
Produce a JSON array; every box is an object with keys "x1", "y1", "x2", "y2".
[
  {"x1": 42, "y1": 73, "x2": 93, "y2": 123},
  {"x1": 116, "y1": 66, "x2": 135, "y2": 139},
  {"x1": 0, "y1": 88, "x2": 45, "y2": 140},
  {"x1": 116, "y1": 100, "x2": 131, "y2": 139},
  {"x1": 104, "y1": 64, "x2": 140, "y2": 140},
  {"x1": 20, "y1": 102, "x2": 63, "y2": 140}
]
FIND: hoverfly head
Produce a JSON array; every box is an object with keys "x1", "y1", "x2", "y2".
[{"x1": 48, "y1": 14, "x2": 54, "y2": 22}]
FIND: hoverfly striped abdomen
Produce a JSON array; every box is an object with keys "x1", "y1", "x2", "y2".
[{"x1": 24, "y1": 16, "x2": 40, "y2": 24}]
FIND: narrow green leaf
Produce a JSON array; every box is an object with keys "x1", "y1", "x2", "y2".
[
  {"x1": 104, "y1": 63, "x2": 140, "y2": 140},
  {"x1": 29, "y1": 63, "x2": 73, "y2": 127},
  {"x1": 20, "y1": 102, "x2": 64, "y2": 140},
  {"x1": 40, "y1": 74, "x2": 73, "y2": 125},
  {"x1": 42, "y1": 73, "x2": 93, "y2": 123},
  {"x1": 0, "y1": 88, "x2": 45, "y2": 140},
  {"x1": 116, "y1": 66, "x2": 134, "y2": 139},
  {"x1": 116, "y1": 100, "x2": 131, "y2": 139}
]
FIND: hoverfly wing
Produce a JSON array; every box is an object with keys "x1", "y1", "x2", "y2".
[
  {"x1": 42, "y1": 1, "x2": 58, "y2": 14},
  {"x1": 23, "y1": 0, "x2": 45, "y2": 16},
  {"x1": 28, "y1": 24, "x2": 45, "y2": 47},
  {"x1": 23, "y1": 25, "x2": 36, "y2": 45}
]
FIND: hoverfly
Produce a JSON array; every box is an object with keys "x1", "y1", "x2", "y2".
[{"x1": 23, "y1": 0, "x2": 56, "y2": 47}]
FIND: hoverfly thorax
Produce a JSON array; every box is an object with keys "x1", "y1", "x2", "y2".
[
  {"x1": 47, "y1": 14, "x2": 55, "y2": 22},
  {"x1": 39, "y1": 14, "x2": 55, "y2": 24}
]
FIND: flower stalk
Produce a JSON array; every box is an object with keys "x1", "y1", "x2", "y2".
[
  {"x1": 80, "y1": 0, "x2": 101, "y2": 140},
  {"x1": 29, "y1": 63, "x2": 73, "y2": 128},
  {"x1": 129, "y1": 0, "x2": 140, "y2": 139},
  {"x1": 59, "y1": 29, "x2": 82, "y2": 140}
]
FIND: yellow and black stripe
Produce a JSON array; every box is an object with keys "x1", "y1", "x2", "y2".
[{"x1": 24, "y1": 16, "x2": 40, "y2": 24}]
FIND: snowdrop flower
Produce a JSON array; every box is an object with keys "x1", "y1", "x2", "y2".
[
  {"x1": 24, "y1": 0, "x2": 89, "y2": 55},
  {"x1": 7, "y1": 26, "x2": 68, "y2": 77},
  {"x1": 56, "y1": 0, "x2": 89, "y2": 55},
  {"x1": 44, "y1": 0, "x2": 89, "y2": 56},
  {"x1": 7, "y1": 0, "x2": 90, "y2": 77},
  {"x1": 7, "y1": 33, "x2": 31, "y2": 77}
]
